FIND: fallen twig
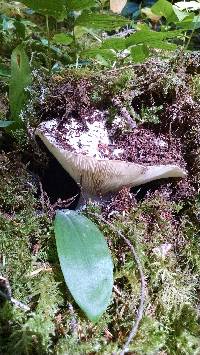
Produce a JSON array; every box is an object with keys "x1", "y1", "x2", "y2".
[
  {"x1": 68, "y1": 302, "x2": 78, "y2": 335},
  {"x1": 88, "y1": 212, "x2": 146, "y2": 355},
  {"x1": 0, "y1": 289, "x2": 30, "y2": 312}
]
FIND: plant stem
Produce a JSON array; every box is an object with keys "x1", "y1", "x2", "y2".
[
  {"x1": 46, "y1": 15, "x2": 51, "y2": 73},
  {"x1": 184, "y1": 11, "x2": 200, "y2": 51}
]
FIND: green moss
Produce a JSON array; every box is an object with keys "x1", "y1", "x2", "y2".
[
  {"x1": 0, "y1": 152, "x2": 200, "y2": 354},
  {"x1": 191, "y1": 74, "x2": 200, "y2": 101},
  {"x1": 0, "y1": 153, "x2": 62, "y2": 353},
  {"x1": 1, "y1": 55, "x2": 200, "y2": 354}
]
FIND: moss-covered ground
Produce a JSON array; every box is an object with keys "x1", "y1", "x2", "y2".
[{"x1": 0, "y1": 53, "x2": 200, "y2": 354}]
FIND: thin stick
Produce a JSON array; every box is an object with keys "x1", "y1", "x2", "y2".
[
  {"x1": 68, "y1": 302, "x2": 78, "y2": 335},
  {"x1": 0, "y1": 289, "x2": 30, "y2": 312},
  {"x1": 88, "y1": 212, "x2": 146, "y2": 355},
  {"x1": 184, "y1": 11, "x2": 200, "y2": 51},
  {"x1": 45, "y1": 15, "x2": 51, "y2": 74}
]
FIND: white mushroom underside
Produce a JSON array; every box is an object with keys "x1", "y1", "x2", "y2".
[{"x1": 36, "y1": 118, "x2": 187, "y2": 196}]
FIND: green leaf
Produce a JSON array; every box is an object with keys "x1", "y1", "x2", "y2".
[
  {"x1": 192, "y1": 15, "x2": 200, "y2": 29},
  {"x1": 151, "y1": 0, "x2": 177, "y2": 22},
  {"x1": 54, "y1": 210, "x2": 113, "y2": 323},
  {"x1": 101, "y1": 37, "x2": 127, "y2": 50},
  {"x1": 126, "y1": 29, "x2": 182, "y2": 47},
  {"x1": 147, "y1": 41, "x2": 177, "y2": 50},
  {"x1": 81, "y1": 48, "x2": 116, "y2": 62},
  {"x1": 74, "y1": 25, "x2": 89, "y2": 38},
  {"x1": 2, "y1": 18, "x2": 15, "y2": 31},
  {"x1": 19, "y1": 0, "x2": 66, "y2": 19},
  {"x1": 66, "y1": 0, "x2": 96, "y2": 11},
  {"x1": 0, "y1": 120, "x2": 14, "y2": 128},
  {"x1": 9, "y1": 45, "x2": 31, "y2": 126},
  {"x1": 131, "y1": 44, "x2": 149, "y2": 63},
  {"x1": 14, "y1": 20, "x2": 26, "y2": 39},
  {"x1": 172, "y1": 5, "x2": 189, "y2": 21},
  {"x1": 53, "y1": 33, "x2": 73, "y2": 45},
  {"x1": 0, "y1": 64, "x2": 10, "y2": 77},
  {"x1": 75, "y1": 12, "x2": 130, "y2": 30},
  {"x1": 176, "y1": 14, "x2": 200, "y2": 30}
]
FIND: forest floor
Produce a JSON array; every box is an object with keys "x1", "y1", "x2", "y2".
[{"x1": 0, "y1": 52, "x2": 200, "y2": 354}]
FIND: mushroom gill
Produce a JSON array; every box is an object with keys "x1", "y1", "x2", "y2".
[{"x1": 35, "y1": 119, "x2": 186, "y2": 197}]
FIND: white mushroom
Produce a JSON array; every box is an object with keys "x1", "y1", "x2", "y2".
[{"x1": 35, "y1": 119, "x2": 186, "y2": 197}]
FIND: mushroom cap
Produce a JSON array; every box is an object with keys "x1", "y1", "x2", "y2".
[{"x1": 36, "y1": 119, "x2": 187, "y2": 196}]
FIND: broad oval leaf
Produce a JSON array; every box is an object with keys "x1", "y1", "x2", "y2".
[{"x1": 54, "y1": 210, "x2": 113, "y2": 323}]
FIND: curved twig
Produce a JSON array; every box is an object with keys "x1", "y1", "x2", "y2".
[{"x1": 88, "y1": 212, "x2": 146, "y2": 355}]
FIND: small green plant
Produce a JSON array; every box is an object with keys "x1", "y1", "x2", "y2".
[
  {"x1": 0, "y1": 44, "x2": 31, "y2": 129},
  {"x1": 139, "y1": 104, "x2": 163, "y2": 124},
  {"x1": 1, "y1": 0, "x2": 200, "y2": 132},
  {"x1": 0, "y1": 0, "x2": 199, "y2": 77},
  {"x1": 54, "y1": 209, "x2": 113, "y2": 323}
]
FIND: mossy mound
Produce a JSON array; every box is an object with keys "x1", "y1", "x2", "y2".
[
  {"x1": 0, "y1": 53, "x2": 200, "y2": 354},
  {"x1": 0, "y1": 154, "x2": 200, "y2": 354}
]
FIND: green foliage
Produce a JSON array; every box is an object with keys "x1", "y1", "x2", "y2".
[
  {"x1": 0, "y1": 141, "x2": 200, "y2": 353},
  {"x1": 19, "y1": 0, "x2": 66, "y2": 20},
  {"x1": 81, "y1": 48, "x2": 116, "y2": 66},
  {"x1": 0, "y1": 3, "x2": 200, "y2": 354},
  {"x1": 151, "y1": 0, "x2": 177, "y2": 22},
  {"x1": 101, "y1": 37, "x2": 127, "y2": 51},
  {"x1": 75, "y1": 12, "x2": 130, "y2": 30},
  {"x1": 0, "y1": 63, "x2": 10, "y2": 77},
  {"x1": 52, "y1": 33, "x2": 73, "y2": 45},
  {"x1": 54, "y1": 210, "x2": 113, "y2": 322},
  {"x1": 130, "y1": 316, "x2": 166, "y2": 354},
  {"x1": 9, "y1": 44, "x2": 31, "y2": 128},
  {"x1": 0, "y1": 120, "x2": 13, "y2": 127},
  {"x1": 131, "y1": 44, "x2": 149, "y2": 63},
  {"x1": 66, "y1": 0, "x2": 97, "y2": 11},
  {"x1": 126, "y1": 28, "x2": 182, "y2": 46},
  {"x1": 0, "y1": 0, "x2": 199, "y2": 92},
  {"x1": 139, "y1": 105, "x2": 162, "y2": 124}
]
